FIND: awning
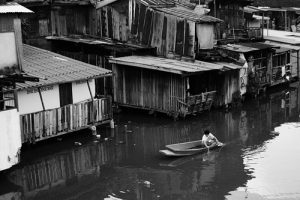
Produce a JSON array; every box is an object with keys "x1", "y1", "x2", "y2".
[{"x1": 109, "y1": 56, "x2": 239, "y2": 75}]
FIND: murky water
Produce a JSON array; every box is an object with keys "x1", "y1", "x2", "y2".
[{"x1": 1, "y1": 83, "x2": 300, "y2": 200}]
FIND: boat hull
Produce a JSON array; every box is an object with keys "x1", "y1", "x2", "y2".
[{"x1": 160, "y1": 140, "x2": 224, "y2": 157}]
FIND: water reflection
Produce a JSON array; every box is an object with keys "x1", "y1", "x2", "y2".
[{"x1": 0, "y1": 83, "x2": 299, "y2": 200}]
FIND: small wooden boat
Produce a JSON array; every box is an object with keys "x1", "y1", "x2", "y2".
[{"x1": 159, "y1": 140, "x2": 224, "y2": 157}]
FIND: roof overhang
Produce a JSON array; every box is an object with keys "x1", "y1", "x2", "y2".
[
  {"x1": 109, "y1": 56, "x2": 239, "y2": 76},
  {"x1": 218, "y1": 42, "x2": 274, "y2": 53},
  {"x1": 0, "y1": 2, "x2": 33, "y2": 13}
]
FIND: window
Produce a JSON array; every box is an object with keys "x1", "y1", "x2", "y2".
[{"x1": 59, "y1": 83, "x2": 73, "y2": 107}]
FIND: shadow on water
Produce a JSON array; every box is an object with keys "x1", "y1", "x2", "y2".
[{"x1": 0, "y1": 83, "x2": 299, "y2": 200}]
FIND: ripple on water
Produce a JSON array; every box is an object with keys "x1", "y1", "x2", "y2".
[{"x1": 226, "y1": 122, "x2": 300, "y2": 200}]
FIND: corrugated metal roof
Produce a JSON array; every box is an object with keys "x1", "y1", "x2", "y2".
[
  {"x1": 219, "y1": 42, "x2": 274, "y2": 53},
  {"x1": 16, "y1": 45, "x2": 111, "y2": 90},
  {"x1": 263, "y1": 29, "x2": 300, "y2": 45},
  {"x1": 155, "y1": 6, "x2": 222, "y2": 23},
  {"x1": 109, "y1": 56, "x2": 238, "y2": 75},
  {"x1": 140, "y1": 0, "x2": 175, "y2": 7},
  {"x1": 0, "y1": 2, "x2": 33, "y2": 13},
  {"x1": 264, "y1": 41, "x2": 300, "y2": 50},
  {"x1": 213, "y1": 62, "x2": 243, "y2": 70}
]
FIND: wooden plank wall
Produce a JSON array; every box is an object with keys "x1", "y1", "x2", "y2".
[
  {"x1": 113, "y1": 65, "x2": 185, "y2": 114},
  {"x1": 96, "y1": 1, "x2": 196, "y2": 58},
  {"x1": 213, "y1": 2, "x2": 244, "y2": 39},
  {"x1": 51, "y1": 7, "x2": 90, "y2": 36},
  {"x1": 0, "y1": 14, "x2": 14, "y2": 32},
  {"x1": 20, "y1": 97, "x2": 112, "y2": 144}
]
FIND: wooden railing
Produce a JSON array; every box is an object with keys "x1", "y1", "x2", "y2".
[
  {"x1": 177, "y1": 91, "x2": 216, "y2": 117},
  {"x1": 20, "y1": 97, "x2": 112, "y2": 144},
  {"x1": 218, "y1": 27, "x2": 263, "y2": 44}
]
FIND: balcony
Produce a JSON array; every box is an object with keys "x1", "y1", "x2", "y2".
[{"x1": 20, "y1": 97, "x2": 112, "y2": 144}]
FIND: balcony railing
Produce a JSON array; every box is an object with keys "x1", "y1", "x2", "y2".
[
  {"x1": 177, "y1": 91, "x2": 216, "y2": 117},
  {"x1": 20, "y1": 97, "x2": 112, "y2": 144}
]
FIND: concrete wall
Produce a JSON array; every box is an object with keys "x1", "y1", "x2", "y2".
[{"x1": 0, "y1": 109, "x2": 21, "y2": 171}]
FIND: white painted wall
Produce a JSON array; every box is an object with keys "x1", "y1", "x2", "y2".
[
  {"x1": 196, "y1": 24, "x2": 215, "y2": 49},
  {"x1": 72, "y1": 79, "x2": 95, "y2": 104},
  {"x1": 0, "y1": 109, "x2": 21, "y2": 171},
  {"x1": 0, "y1": 32, "x2": 17, "y2": 69},
  {"x1": 17, "y1": 85, "x2": 60, "y2": 115}
]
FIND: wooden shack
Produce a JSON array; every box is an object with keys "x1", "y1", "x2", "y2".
[
  {"x1": 109, "y1": 56, "x2": 241, "y2": 118},
  {"x1": 0, "y1": 2, "x2": 33, "y2": 171},
  {"x1": 206, "y1": 0, "x2": 263, "y2": 42},
  {"x1": 17, "y1": 0, "x2": 221, "y2": 59},
  {"x1": 264, "y1": 40, "x2": 300, "y2": 82},
  {"x1": 218, "y1": 42, "x2": 296, "y2": 94},
  {"x1": 3, "y1": 45, "x2": 113, "y2": 144}
]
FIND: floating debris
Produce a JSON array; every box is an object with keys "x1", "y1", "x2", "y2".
[
  {"x1": 144, "y1": 181, "x2": 151, "y2": 188},
  {"x1": 74, "y1": 142, "x2": 82, "y2": 146}
]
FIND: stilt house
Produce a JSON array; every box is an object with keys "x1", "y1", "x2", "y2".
[
  {"x1": 110, "y1": 56, "x2": 241, "y2": 118},
  {"x1": 3, "y1": 45, "x2": 113, "y2": 144}
]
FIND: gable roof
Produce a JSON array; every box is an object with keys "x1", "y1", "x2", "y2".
[{"x1": 16, "y1": 45, "x2": 111, "y2": 90}]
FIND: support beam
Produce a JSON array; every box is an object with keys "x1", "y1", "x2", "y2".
[{"x1": 38, "y1": 87, "x2": 45, "y2": 111}]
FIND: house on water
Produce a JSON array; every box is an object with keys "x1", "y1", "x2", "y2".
[
  {"x1": 109, "y1": 55, "x2": 242, "y2": 118},
  {"x1": 15, "y1": 0, "x2": 246, "y2": 117},
  {"x1": 3, "y1": 44, "x2": 113, "y2": 144},
  {"x1": 0, "y1": 1, "x2": 35, "y2": 171},
  {"x1": 103, "y1": 1, "x2": 244, "y2": 118}
]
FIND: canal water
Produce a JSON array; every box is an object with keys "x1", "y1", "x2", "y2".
[{"x1": 1, "y1": 83, "x2": 300, "y2": 200}]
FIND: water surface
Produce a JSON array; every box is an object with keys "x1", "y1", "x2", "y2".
[{"x1": 0, "y1": 84, "x2": 300, "y2": 200}]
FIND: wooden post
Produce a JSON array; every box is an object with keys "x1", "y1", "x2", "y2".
[
  {"x1": 285, "y1": 11, "x2": 287, "y2": 31},
  {"x1": 129, "y1": 0, "x2": 132, "y2": 32},
  {"x1": 13, "y1": 18, "x2": 23, "y2": 72},
  {"x1": 86, "y1": 79, "x2": 93, "y2": 99},
  {"x1": 297, "y1": 51, "x2": 300, "y2": 79},
  {"x1": 38, "y1": 87, "x2": 45, "y2": 111},
  {"x1": 122, "y1": 67, "x2": 126, "y2": 104},
  {"x1": 0, "y1": 86, "x2": 4, "y2": 111},
  {"x1": 214, "y1": 0, "x2": 217, "y2": 18},
  {"x1": 14, "y1": 86, "x2": 19, "y2": 111}
]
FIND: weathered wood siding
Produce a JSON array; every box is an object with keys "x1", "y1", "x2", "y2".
[
  {"x1": 20, "y1": 97, "x2": 112, "y2": 144},
  {"x1": 96, "y1": 0, "x2": 196, "y2": 58},
  {"x1": 221, "y1": 70, "x2": 240, "y2": 105},
  {"x1": 113, "y1": 65, "x2": 186, "y2": 114},
  {"x1": 51, "y1": 6, "x2": 90, "y2": 36},
  {"x1": 209, "y1": 1, "x2": 245, "y2": 39}
]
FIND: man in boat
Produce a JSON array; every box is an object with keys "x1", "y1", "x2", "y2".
[{"x1": 202, "y1": 130, "x2": 220, "y2": 150}]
